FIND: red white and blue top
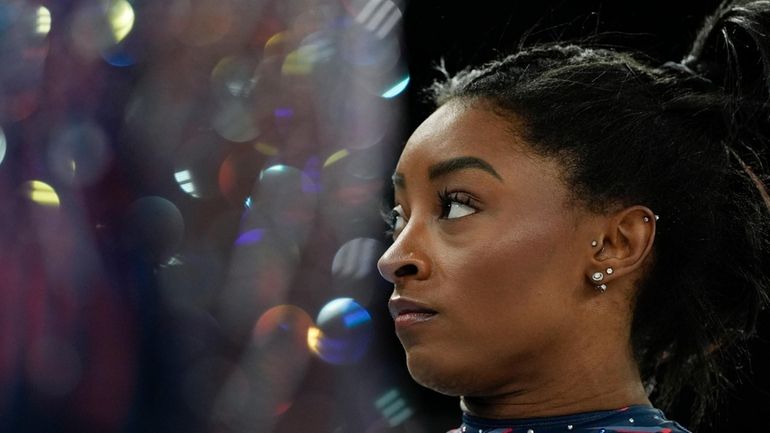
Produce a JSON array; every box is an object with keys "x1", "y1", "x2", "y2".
[{"x1": 448, "y1": 405, "x2": 691, "y2": 433}]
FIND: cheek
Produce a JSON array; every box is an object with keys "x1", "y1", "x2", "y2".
[
  {"x1": 401, "y1": 216, "x2": 581, "y2": 395},
  {"x1": 441, "y1": 216, "x2": 572, "y2": 300},
  {"x1": 439, "y1": 217, "x2": 581, "y2": 350}
]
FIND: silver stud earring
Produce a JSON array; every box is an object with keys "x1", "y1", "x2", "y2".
[
  {"x1": 596, "y1": 283, "x2": 607, "y2": 292},
  {"x1": 655, "y1": 214, "x2": 659, "y2": 220},
  {"x1": 643, "y1": 216, "x2": 650, "y2": 223},
  {"x1": 591, "y1": 240, "x2": 598, "y2": 247},
  {"x1": 591, "y1": 271, "x2": 604, "y2": 282},
  {"x1": 606, "y1": 267, "x2": 614, "y2": 275}
]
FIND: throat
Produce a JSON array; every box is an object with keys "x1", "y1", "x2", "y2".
[{"x1": 459, "y1": 380, "x2": 651, "y2": 419}]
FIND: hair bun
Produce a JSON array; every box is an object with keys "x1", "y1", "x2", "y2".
[
  {"x1": 683, "y1": 0, "x2": 770, "y2": 104},
  {"x1": 660, "y1": 60, "x2": 715, "y2": 86}
]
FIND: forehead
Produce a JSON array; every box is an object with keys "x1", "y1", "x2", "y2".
[{"x1": 396, "y1": 100, "x2": 543, "y2": 179}]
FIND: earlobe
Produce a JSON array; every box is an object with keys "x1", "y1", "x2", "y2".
[{"x1": 585, "y1": 206, "x2": 657, "y2": 292}]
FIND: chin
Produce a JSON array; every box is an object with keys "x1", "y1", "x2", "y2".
[{"x1": 405, "y1": 349, "x2": 475, "y2": 396}]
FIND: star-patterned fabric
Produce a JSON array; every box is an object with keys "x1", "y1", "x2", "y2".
[{"x1": 447, "y1": 405, "x2": 691, "y2": 433}]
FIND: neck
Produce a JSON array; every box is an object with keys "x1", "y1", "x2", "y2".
[
  {"x1": 460, "y1": 384, "x2": 651, "y2": 420},
  {"x1": 459, "y1": 337, "x2": 651, "y2": 419}
]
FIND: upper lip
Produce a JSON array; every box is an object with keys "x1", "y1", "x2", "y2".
[{"x1": 388, "y1": 297, "x2": 437, "y2": 319}]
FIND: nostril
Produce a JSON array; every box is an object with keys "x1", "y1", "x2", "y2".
[{"x1": 394, "y1": 264, "x2": 418, "y2": 278}]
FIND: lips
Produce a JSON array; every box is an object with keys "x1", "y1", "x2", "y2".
[{"x1": 388, "y1": 297, "x2": 437, "y2": 320}]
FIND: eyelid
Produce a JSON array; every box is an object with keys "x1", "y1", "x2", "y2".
[{"x1": 449, "y1": 191, "x2": 478, "y2": 206}]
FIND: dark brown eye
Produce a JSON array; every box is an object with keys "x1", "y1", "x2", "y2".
[{"x1": 437, "y1": 189, "x2": 477, "y2": 220}]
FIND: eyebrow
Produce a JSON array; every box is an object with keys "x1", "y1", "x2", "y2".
[
  {"x1": 428, "y1": 156, "x2": 502, "y2": 181},
  {"x1": 391, "y1": 156, "x2": 502, "y2": 188}
]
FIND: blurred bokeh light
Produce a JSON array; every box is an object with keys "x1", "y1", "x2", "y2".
[
  {"x1": 309, "y1": 297, "x2": 373, "y2": 365},
  {"x1": 1, "y1": 0, "x2": 406, "y2": 432},
  {"x1": 23, "y1": 180, "x2": 60, "y2": 207},
  {"x1": 0, "y1": 127, "x2": 6, "y2": 166}
]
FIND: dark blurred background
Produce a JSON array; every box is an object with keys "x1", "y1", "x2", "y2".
[{"x1": 0, "y1": 1, "x2": 766, "y2": 432}]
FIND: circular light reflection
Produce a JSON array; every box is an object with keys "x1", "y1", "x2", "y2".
[
  {"x1": 101, "y1": 49, "x2": 137, "y2": 67},
  {"x1": 251, "y1": 164, "x2": 318, "y2": 244},
  {"x1": 349, "y1": 0, "x2": 403, "y2": 39},
  {"x1": 373, "y1": 388, "x2": 415, "y2": 428},
  {"x1": 298, "y1": 31, "x2": 335, "y2": 63},
  {"x1": 36, "y1": 6, "x2": 52, "y2": 36},
  {"x1": 48, "y1": 121, "x2": 112, "y2": 186},
  {"x1": 125, "y1": 196, "x2": 185, "y2": 262},
  {"x1": 0, "y1": 127, "x2": 6, "y2": 166},
  {"x1": 254, "y1": 141, "x2": 279, "y2": 156},
  {"x1": 69, "y1": 0, "x2": 134, "y2": 59},
  {"x1": 23, "y1": 180, "x2": 60, "y2": 207},
  {"x1": 264, "y1": 31, "x2": 290, "y2": 56},
  {"x1": 332, "y1": 238, "x2": 383, "y2": 281},
  {"x1": 174, "y1": 134, "x2": 226, "y2": 199},
  {"x1": 211, "y1": 55, "x2": 260, "y2": 98},
  {"x1": 331, "y1": 238, "x2": 384, "y2": 305},
  {"x1": 323, "y1": 149, "x2": 349, "y2": 168},
  {"x1": 258, "y1": 164, "x2": 313, "y2": 190},
  {"x1": 320, "y1": 157, "x2": 385, "y2": 241},
  {"x1": 381, "y1": 75, "x2": 409, "y2": 98},
  {"x1": 218, "y1": 147, "x2": 265, "y2": 206},
  {"x1": 264, "y1": 31, "x2": 285, "y2": 47},
  {"x1": 254, "y1": 305, "x2": 313, "y2": 349},
  {"x1": 212, "y1": 100, "x2": 260, "y2": 143},
  {"x1": 208, "y1": 57, "x2": 266, "y2": 144},
  {"x1": 280, "y1": 31, "x2": 334, "y2": 76},
  {"x1": 309, "y1": 298, "x2": 373, "y2": 365},
  {"x1": 108, "y1": 0, "x2": 135, "y2": 43}
]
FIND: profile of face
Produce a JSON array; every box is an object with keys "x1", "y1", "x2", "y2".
[{"x1": 377, "y1": 99, "x2": 635, "y2": 398}]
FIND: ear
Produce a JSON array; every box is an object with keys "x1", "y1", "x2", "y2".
[{"x1": 586, "y1": 206, "x2": 657, "y2": 287}]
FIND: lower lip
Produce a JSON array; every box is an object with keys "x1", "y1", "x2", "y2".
[{"x1": 394, "y1": 312, "x2": 436, "y2": 330}]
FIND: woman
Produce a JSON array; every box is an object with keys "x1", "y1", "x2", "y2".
[{"x1": 377, "y1": 1, "x2": 770, "y2": 432}]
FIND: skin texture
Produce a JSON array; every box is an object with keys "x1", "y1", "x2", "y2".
[{"x1": 377, "y1": 99, "x2": 658, "y2": 419}]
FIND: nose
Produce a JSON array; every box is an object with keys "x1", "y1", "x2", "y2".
[{"x1": 377, "y1": 229, "x2": 431, "y2": 284}]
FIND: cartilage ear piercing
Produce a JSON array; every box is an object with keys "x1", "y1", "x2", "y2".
[
  {"x1": 591, "y1": 240, "x2": 598, "y2": 247},
  {"x1": 596, "y1": 284, "x2": 607, "y2": 293},
  {"x1": 606, "y1": 267, "x2": 614, "y2": 275},
  {"x1": 643, "y1": 216, "x2": 650, "y2": 223},
  {"x1": 591, "y1": 272, "x2": 604, "y2": 282},
  {"x1": 655, "y1": 215, "x2": 659, "y2": 220}
]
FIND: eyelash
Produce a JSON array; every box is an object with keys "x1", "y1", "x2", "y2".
[
  {"x1": 437, "y1": 188, "x2": 476, "y2": 219},
  {"x1": 381, "y1": 204, "x2": 399, "y2": 238},
  {"x1": 382, "y1": 188, "x2": 479, "y2": 237}
]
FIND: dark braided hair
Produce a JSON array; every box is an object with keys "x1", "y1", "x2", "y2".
[{"x1": 427, "y1": 0, "x2": 770, "y2": 427}]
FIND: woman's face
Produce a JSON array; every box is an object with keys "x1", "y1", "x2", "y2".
[{"x1": 377, "y1": 100, "x2": 600, "y2": 397}]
